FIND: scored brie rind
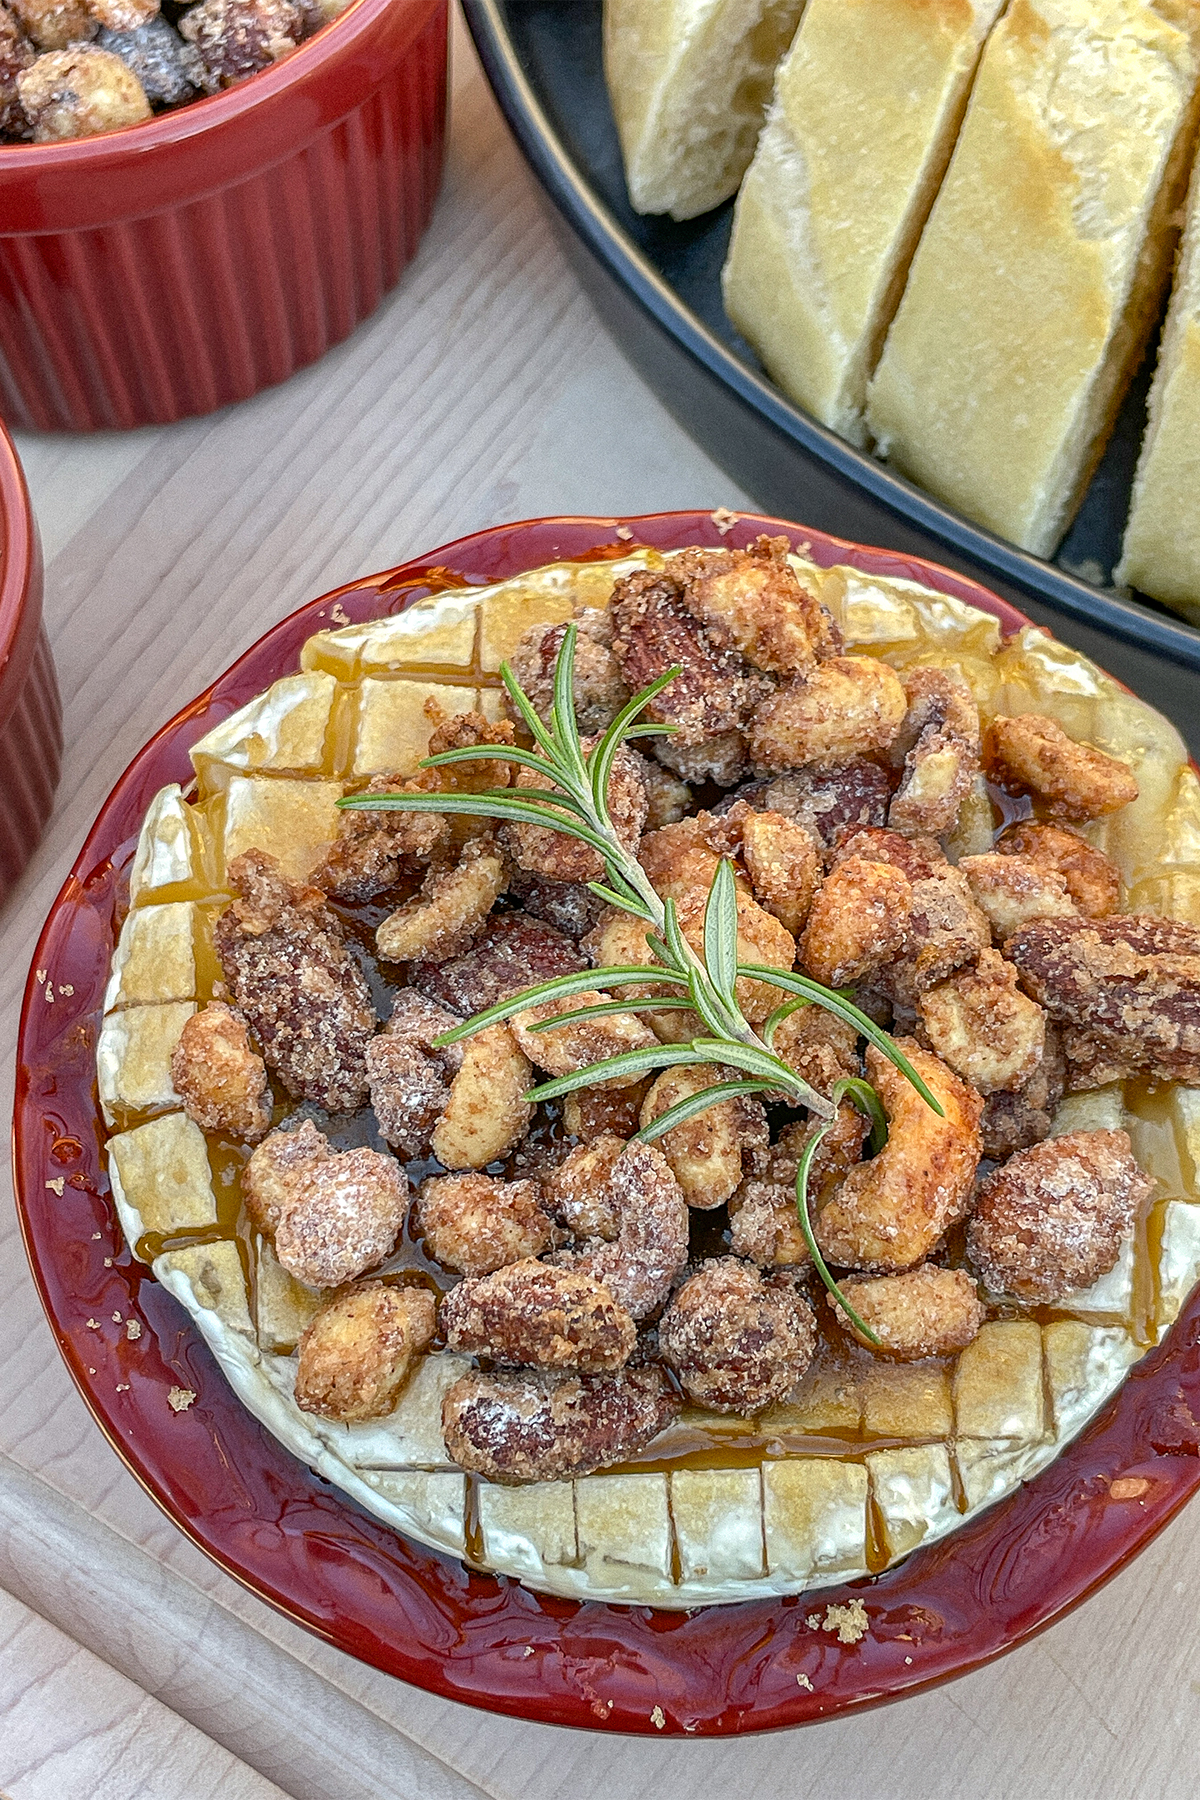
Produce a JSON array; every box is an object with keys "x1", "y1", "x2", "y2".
[{"x1": 99, "y1": 552, "x2": 1200, "y2": 1608}]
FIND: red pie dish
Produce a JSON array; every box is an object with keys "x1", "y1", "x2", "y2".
[
  {"x1": 0, "y1": 0, "x2": 447, "y2": 430},
  {"x1": 0, "y1": 420, "x2": 60, "y2": 897},
  {"x1": 15, "y1": 511, "x2": 1200, "y2": 1733}
]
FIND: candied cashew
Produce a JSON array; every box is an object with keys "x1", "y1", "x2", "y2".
[
  {"x1": 887, "y1": 666, "x2": 981, "y2": 838},
  {"x1": 442, "y1": 1365, "x2": 679, "y2": 1484},
  {"x1": 659, "y1": 1258, "x2": 816, "y2": 1415},
  {"x1": 430, "y1": 1024, "x2": 534, "y2": 1170},
  {"x1": 917, "y1": 949, "x2": 1046, "y2": 1095},
  {"x1": 968, "y1": 1129, "x2": 1151, "y2": 1303},
  {"x1": 986, "y1": 713, "x2": 1138, "y2": 822},
  {"x1": 770, "y1": 1006, "x2": 861, "y2": 1099},
  {"x1": 836, "y1": 829, "x2": 990, "y2": 1002},
  {"x1": 815, "y1": 1041, "x2": 982, "y2": 1273},
  {"x1": 798, "y1": 855, "x2": 912, "y2": 988},
  {"x1": 959, "y1": 851, "x2": 1077, "y2": 940},
  {"x1": 739, "y1": 808, "x2": 821, "y2": 936},
  {"x1": 375, "y1": 838, "x2": 505, "y2": 964},
  {"x1": 294, "y1": 1282, "x2": 435, "y2": 1422},
  {"x1": 833, "y1": 1265, "x2": 985, "y2": 1359},
  {"x1": 440, "y1": 1258, "x2": 637, "y2": 1372},
  {"x1": 170, "y1": 1001, "x2": 270, "y2": 1142},
  {"x1": 509, "y1": 990, "x2": 656, "y2": 1089},
  {"x1": 418, "y1": 1172, "x2": 553, "y2": 1276},
  {"x1": 996, "y1": 821, "x2": 1121, "y2": 918},
  {"x1": 747, "y1": 656, "x2": 908, "y2": 773},
  {"x1": 639, "y1": 1065, "x2": 768, "y2": 1209}
]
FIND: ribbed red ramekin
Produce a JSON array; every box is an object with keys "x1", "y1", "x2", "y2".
[
  {"x1": 0, "y1": 0, "x2": 448, "y2": 431},
  {"x1": 0, "y1": 427, "x2": 60, "y2": 897}
]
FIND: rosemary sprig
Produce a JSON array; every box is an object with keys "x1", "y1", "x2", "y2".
[
  {"x1": 339, "y1": 623, "x2": 940, "y2": 1334},
  {"x1": 794, "y1": 1078, "x2": 889, "y2": 1347}
]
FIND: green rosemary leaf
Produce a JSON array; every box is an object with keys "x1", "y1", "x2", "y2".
[
  {"x1": 661, "y1": 897, "x2": 692, "y2": 972},
  {"x1": 635, "y1": 1079, "x2": 778, "y2": 1145},
  {"x1": 794, "y1": 1126, "x2": 882, "y2": 1346},
  {"x1": 704, "y1": 858, "x2": 739, "y2": 1006},
  {"x1": 339, "y1": 790, "x2": 616, "y2": 861},
  {"x1": 761, "y1": 995, "x2": 811, "y2": 1047},
  {"x1": 685, "y1": 967, "x2": 739, "y2": 1042},
  {"x1": 685, "y1": 1036, "x2": 829, "y2": 1113},
  {"x1": 735, "y1": 964, "x2": 946, "y2": 1117},
  {"x1": 429, "y1": 963, "x2": 692, "y2": 1046},
  {"x1": 620, "y1": 722, "x2": 679, "y2": 739},
  {"x1": 551, "y1": 624, "x2": 588, "y2": 787},
  {"x1": 833, "y1": 1075, "x2": 889, "y2": 1156},
  {"x1": 586, "y1": 879, "x2": 655, "y2": 920},
  {"x1": 524, "y1": 1041, "x2": 733, "y2": 1103},
  {"x1": 499, "y1": 657, "x2": 561, "y2": 760},
  {"x1": 588, "y1": 662, "x2": 682, "y2": 820},
  {"x1": 522, "y1": 996, "x2": 695, "y2": 1032},
  {"x1": 419, "y1": 743, "x2": 561, "y2": 778}
]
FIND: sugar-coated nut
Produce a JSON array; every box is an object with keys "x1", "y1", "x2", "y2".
[
  {"x1": 748, "y1": 657, "x2": 908, "y2": 773},
  {"x1": 88, "y1": 0, "x2": 157, "y2": 31},
  {"x1": 799, "y1": 855, "x2": 911, "y2": 989},
  {"x1": 960, "y1": 851, "x2": 1078, "y2": 940},
  {"x1": 833, "y1": 1265, "x2": 985, "y2": 1359},
  {"x1": 0, "y1": 5, "x2": 33, "y2": 134},
  {"x1": 986, "y1": 714, "x2": 1138, "y2": 822},
  {"x1": 659, "y1": 1258, "x2": 816, "y2": 1415},
  {"x1": 917, "y1": 950, "x2": 1046, "y2": 1096},
  {"x1": 170, "y1": 1000, "x2": 271, "y2": 1141},
  {"x1": 442, "y1": 1365, "x2": 679, "y2": 1484},
  {"x1": 639, "y1": 1064, "x2": 767, "y2": 1209},
  {"x1": 440, "y1": 1258, "x2": 637, "y2": 1373},
  {"x1": 294, "y1": 1282, "x2": 435, "y2": 1422},
  {"x1": 18, "y1": 44, "x2": 149, "y2": 139},
  {"x1": 96, "y1": 16, "x2": 195, "y2": 106},
  {"x1": 996, "y1": 821, "x2": 1121, "y2": 919},
  {"x1": 418, "y1": 1172, "x2": 553, "y2": 1277},
  {"x1": 178, "y1": 0, "x2": 300, "y2": 95},
  {"x1": 241, "y1": 1120, "x2": 408, "y2": 1289},
  {"x1": 10, "y1": 0, "x2": 94, "y2": 52}
]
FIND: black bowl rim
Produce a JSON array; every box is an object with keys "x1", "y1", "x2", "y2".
[{"x1": 463, "y1": 0, "x2": 1200, "y2": 675}]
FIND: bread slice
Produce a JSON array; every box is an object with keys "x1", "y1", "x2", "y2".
[
  {"x1": 722, "y1": 0, "x2": 1005, "y2": 447},
  {"x1": 866, "y1": 0, "x2": 1200, "y2": 559},
  {"x1": 603, "y1": 0, "x2": 806, "y2": 220},
  {"x1": 1116, "y1": 148, "x2": 1200, "y2": 621}
]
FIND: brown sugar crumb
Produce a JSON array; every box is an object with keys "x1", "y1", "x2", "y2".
[
  {"x1": 819, "y1": 1599, "x2": 869, "y2": 1645},
  {"x1": 967, "y1": 1129, "x2": 1151, "y2": 1303},
  {"x1": 167, "y1": 1386, "x2": 196, "y2": 1412},
  {"x1": 178, "y1": 0, "x2": 300, "y2": 94},
  {"x1": 294, "y1": 1282, "x2": 435, "y2": 1422},
  {"x1": 18, "y1": 44, "x2": 149, "y2": 140},
  {"x1": 659, "y1": 1258, "x2": 816, "y2": 1414},
  {"x1": 418, "y1": 1172, "x2": 554, "y2": 1276},
  {"x1": 833, "y1": 1265, "x2": 985, "y2": 1359},
  {"x1": 214, "y1": 849, "x2": 376, "y2": 1112},
  {"x1": 441, "y1": 1364, "x2": 679, "y2": 1484},
  {"x1": 986, "y1": 714, "x2": 1138, "y2": 822},
  {"x1": 242, "y1": 1120, "x2": 408, "y2": 1288},
  {"x1": 170, "y1": 1001, "x2": 271, "y2": 1142},
  {"x1": 441, "y1": 1258, "x2": 637, "y2": 1373},
  {"x1": 1006, "y1": 913, "x2": 1200, "y2": 1085},
  {"x1": 126, "y1": 1319, "x2": 142, "y2": 1340}
]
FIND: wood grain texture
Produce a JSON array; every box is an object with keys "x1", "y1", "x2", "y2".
[{"x1": 0, "y1": 10, "x2": 1198, "y2": 1797}]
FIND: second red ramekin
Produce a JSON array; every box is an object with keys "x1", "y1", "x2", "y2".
[
  {"x1": 0, "y1": 0, "x2": 448, "y2": 431},
  {"x1": 0, "y1": 424, "x2": 59, "y2": 896}
]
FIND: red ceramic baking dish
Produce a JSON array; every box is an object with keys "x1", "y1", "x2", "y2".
[
  {"x1": 0, "y1": 0, "x2": 448, "y2": 432},
  {"x1": 0, "y1": 424, "x2": 60, "y2": 896}
]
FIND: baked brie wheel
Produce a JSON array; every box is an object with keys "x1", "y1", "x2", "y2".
[{"x1": 97, "y1": 542, "x2": 1200, "y2": 1608}]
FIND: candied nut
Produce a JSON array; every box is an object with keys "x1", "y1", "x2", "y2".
[
  {"x1": 1006, "y1": 913, "x2": 1200, "y2": 1085},
  {"x1": 366, "y1": 991, "x2": 463, "y2": 1159},
  {"x1": 541, "y1": 1134, "x2": 626, "y2": 1240},
  {"x1": 579, "y1": 906, "x2": 699, "y2": 1041},
  {"x1": 507, "y1": 871, "x2": 606, "y2": 939},
  {"x1": 10, "y1": 0, "x2": 93, "y2": 51},
  {"x1": 833, "y1": 1265, "x2": 985, "y2": 1359},
  {"x1": 748, "y1": 657, "x2": 908, "y2": 773},
  {"x1": 639, "y1": 758, "x2": 691, "y2": 830},
  {"x1": 960, "y1": 851, "x2": 1078, "y2": 939},
  {"x1": 170, "y1": 1000, "x2": 271, "y2": 1141},
  {"x1": 0, "y1": 7, "x2": 34, "y2": 133},
  {"x1": 375, "y1": 837, "x2": 505, "y2": 964},
  {"x1": 414, "y1": 909, "x2": 586, "y2": 1018},
  {"x1": 917, "y1": 950, "x2": 1046, "y2": 1095},
  {"x1": 730, "y1": 1103, "x2": 868, "y2": 1267},
  {"x1": 441, "y1": 1258, "x2": 636, "y2": 1372},
  {"x1": 639, "y1": 1066, "x2": 768, "y2": 1209},
  {"x1": 815, "y1": 1041, "x2": 982, "y2": 1273},
  {"x1": 315, "y1": 773, "x2": 453, "y2": 903},
  {"x1": 215, "y1": 850, "x2": 376, "y2": 1112},
  {"x1": 659, "y1": 1258, "x2": 816, "y2": 1414},
  {"x1": 996, "y1": 821, "x2": 1121, "y2": 919},
  {"x1": 18, "y1": 44, "x2": 148, "y2": 138},
  {"x1": 294, "y1": 1282, "x2": 435, "y2": 1422},
  {"x1": 968, "y1": 1129, "x2": 1152, "y2": 1302},
  {"x1": 242, "y1": 1120, "x2": 408, "y2": 1288},
  {"x1": 739, "y1": 808, "x2": 821, "y2": 936},
  {"x1": 654, "y1": 727, "x2": 748, "y2": 789},
  {"x1": 88, "y1": 0, "x2": 155, "y2": 30},
  {"x1": 728, "y1": 1180, "x2": 808, "y2": 1267},
  {"x1": 979, "y1": 1022, "x2": 1065, "y2": 1159},
  {"x1": 886, "y1": 666, "x2": 981, "y2": 840},
  {"x1": 770, "y1": 1006, "x2": 861, "y2": 1099},
  {"x1": 799, "y1": 855, "x2": 912, "y2": 988},
  {"x1": 430, "y1": 1024, "x2": 533, "y2": 1171},
  {"x1": 96, "y1": 16, "x2": 195, "y2": 106},
  {"x1": 755, "y1": 759, "x2": 895, "y2": 851},
  {"x1": 561, "y1": 1080, "x2": 650, "y2": 1143},
  {"x1": 507, "y1": 609, "x2": 630, "y2": 736},
  {"x1": 503, "y1": 742, "x2": 646, "y2": 885},
  {"x1": 442, "y1": 1364, "x2": 679, "y2": 1484},
  {"x1": 838, "y1": 828, "x2": 990, "y2": 1002},
  {"x1": 509, "y1": 990, "x2": 656, "y2": 1088},
  {"x1": 986, "y1": 713, "x2": 1138, "y2": 822},
  {"x1": 669, "y1": 536, "x2": 840, "y2": 675},
  {"x1": 566, "y1": 1138, "x2": 689, "y2": 1320},
  {"x1": 178, "y1": 0, "x2": 300, "y2": 93},
  {"x1": 418, "y1": 1173, "x2": 552, "y2": 1276}
]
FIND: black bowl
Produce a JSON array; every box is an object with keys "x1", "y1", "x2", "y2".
[{"x1": 463, "y1": 0, "x2": 1200, "y2": 750}]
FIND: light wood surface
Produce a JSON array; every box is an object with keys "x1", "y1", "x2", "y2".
[{"x1": 2, "y1": 11, "x2": 1199, "y2": 1794}]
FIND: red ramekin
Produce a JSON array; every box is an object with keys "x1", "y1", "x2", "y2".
[
  {"x1": 0, "y1": 0, "x2": 448, "y2": 431},
  {"x1": 0, "y1": 425, "x2": 59, "y2": 895}
]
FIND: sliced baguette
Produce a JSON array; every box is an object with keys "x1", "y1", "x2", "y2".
[
  {"x1": 1116, "y1": 148, "x2": 1200, "y2": 620},
  {"x1": 603, "y1": 0, "x2": 806, "y2": 221},
  {"x1": 866, "y1": 0, "x2": 1200, "y2": 559},
  {"x1": 722, "y1": 0, "x2": 1006, "y2": 448}
]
